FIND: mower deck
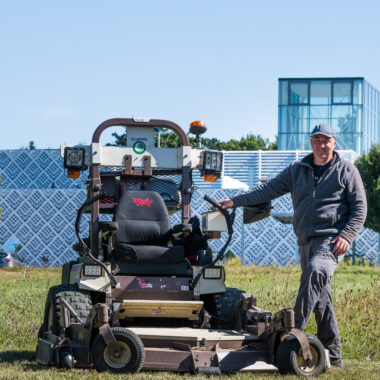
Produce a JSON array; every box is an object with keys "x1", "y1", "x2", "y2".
[{"x1": 128, "y1": 327, "x2": 278, "y2": 372}]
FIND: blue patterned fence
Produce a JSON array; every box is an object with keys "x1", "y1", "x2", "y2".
[{"x1": 0, "y1": 149, "x2": 378, "y2": 266}]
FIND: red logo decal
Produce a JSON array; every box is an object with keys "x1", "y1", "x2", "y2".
[
  {"x1": 137, "y1": 278, "x2": 152, "y2": 288},
  {"x1": 152, "y1": 309, "x2": 165, "y2": 314},
  {"x1": 132, "y1": 198, "x2": 153, "y2": 207}
]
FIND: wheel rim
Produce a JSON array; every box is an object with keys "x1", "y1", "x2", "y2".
[
  {"x1": 104, "y1": 341, "x2": 131, "y2": 369},
  {"x1": 296, "y1": 345, "x2": 319, "y2": 373}
]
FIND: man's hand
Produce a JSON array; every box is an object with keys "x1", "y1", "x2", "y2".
[
  {"x1": 331, "y1": 236, "x2": 350, "y2": 256},
  {"x1": 218, "y1": 198, "x2": 234, "y2": 210}
]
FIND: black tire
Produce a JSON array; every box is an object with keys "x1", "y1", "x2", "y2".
[
  {"x1": 61, "y1": 261, "x2": 77, "y2": 284},
  {"x1": 205, "y1": 287, "x2": 245, "y2": 329},
  {"x1": 43, "y1": 284, "x2": 92, "y2": 336},
  {"x1": 91, "y1": 327, "x2": 145, "y2": 373},
  {"x1": 38, "y1": 324, "x2": 44, "y2": 339},
  {"x1": 276, "y1": 333, "x2": 327, "y2": 377}
]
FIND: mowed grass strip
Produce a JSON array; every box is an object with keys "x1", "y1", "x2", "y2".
[{"x1": 0, "y1": 260, "x2": 379, "y2": 379}]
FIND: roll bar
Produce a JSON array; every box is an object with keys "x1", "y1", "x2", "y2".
[
  {"x1": 92, "y1": 118, "x2": 189, "y2": 146},
  {"x1": 90, "y1": 118, "x2": 192, "y2": 257}
]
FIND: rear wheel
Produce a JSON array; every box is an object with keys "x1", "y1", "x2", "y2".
[
  {"x1": 42, "y1": 284, "x2": 92, "y2": 336},
  {"x1": 61, "y1": 261, "x2": 77, "y2": 284},
  {"x1": 204, "y1": 287, "x2": 245, "y2": 329},
  {"x1": 91, "y1": 327, "x2": 145, "y2": 373},
  {"x1": 276, "y1": 333, "x2": 327, "y2": 377},
  {"x1": 38, "y1": 324, "x2": 44, "y2": 339}
]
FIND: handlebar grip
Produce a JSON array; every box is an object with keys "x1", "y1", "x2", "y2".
[
  {"x1": 204, "y1": 194, "x2": 233, "y2": 235},
  {"x1": 203, "y1": 195, "x2": 224, "y2": 213}
]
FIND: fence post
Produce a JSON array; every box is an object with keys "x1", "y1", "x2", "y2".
[
  {"x1": 352, "y1": 240, "x2": 356, "y2": 265},
  {"x1": 241, "y1": 221, "x2": 245, "y2": 265}
]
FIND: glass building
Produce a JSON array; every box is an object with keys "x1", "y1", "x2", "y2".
[{"x1": 278, "y1": 77, "x2": 380, "y2": 154}]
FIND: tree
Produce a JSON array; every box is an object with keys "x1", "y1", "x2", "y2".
[
  {"x1": 355, "y1": 144, "x2": 380, "y2": 233},
  {"x1": 21, "y1": 141, "x2": 36, "y2": 150},
  {"x1": 268, "y1": 135, "x2": 278, "y2": 150},
  {"x1": 108, "y1": 128, "x2": 278, "y2": 151}
]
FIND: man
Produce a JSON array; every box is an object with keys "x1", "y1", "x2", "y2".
[{"x1": 219, "y1": 124, "x2": 367, "y2": 367}]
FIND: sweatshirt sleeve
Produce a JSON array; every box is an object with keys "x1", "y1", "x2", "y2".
[
  {"x1": 230, "y1": 164, "x2": 292, "y2": 207},
  {"x1": 338, "y1": 165, "x2": 367, "y2": 244}
]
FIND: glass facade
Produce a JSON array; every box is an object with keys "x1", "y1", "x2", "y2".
[{"x1": 278, "y1": 77, "x2": 380, "y2": 154}]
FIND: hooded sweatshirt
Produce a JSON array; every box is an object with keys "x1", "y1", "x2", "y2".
[{"x1": 231, "y1": 152, "x2": 367, "y2": 245}]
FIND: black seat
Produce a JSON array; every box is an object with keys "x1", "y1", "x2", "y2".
[{"x1": 113, "y1": 190, "x2": 188, "y2": 276}]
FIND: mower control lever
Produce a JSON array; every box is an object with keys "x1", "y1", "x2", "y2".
[
  {"x1": 190, "y1": 196, "x2": 235, "y2": 289},
  {"x1": 203, "y1": 195, "x2": 234, "y2": 235},
  {"x1": 203, "y1": 194, "x2": 223, "y2": 212}
]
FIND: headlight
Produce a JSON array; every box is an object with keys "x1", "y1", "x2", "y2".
[
  {"x1": 205, "y1": 152, "x2": 212, "y2": 170},
  {"x1": 83, "y1": 265, "x2": 102, "y2": 277},
  {"x1": 201, "y1": 151, "x2": 223, "y2": 174},
  {"x1": 203, "y1": 267, "x2": 222, "y2": 279},
  {"x1": 64, "y1": 147, "x2": 87, "y2": 170}
]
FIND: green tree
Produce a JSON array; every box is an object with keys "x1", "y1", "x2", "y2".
[
  {"x1": 355, "y1": 144, "x2": 380, "y2": 233},
  {"x1": 21, "y1": 141, "x2": 36, "y2": 150},
  {"x1": 268, "y1": 135, "x2": 278, "y2": 150},
  {"x1": 109, "y1": 128, "x2": 277, "y2": 151}
]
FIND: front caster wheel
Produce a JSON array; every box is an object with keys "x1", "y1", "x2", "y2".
[
  {"x1": 91, "y1": 327, "x2": 145, "y2": 373},
  {"x1": 276, "y1": 333, "x2": 327, "y2": 377}
]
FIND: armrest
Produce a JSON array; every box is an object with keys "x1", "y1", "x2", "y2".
[{"x1": 243, "y1": 201, "x2": 273, "y2": 224}]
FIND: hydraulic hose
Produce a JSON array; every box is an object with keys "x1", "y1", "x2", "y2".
[{"x1": 75, "y1": 191, "x2": 118, "y2": 288}]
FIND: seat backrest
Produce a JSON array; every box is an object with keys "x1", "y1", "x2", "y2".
[{"x1": 114, "y1": 190, "x2": 171, "y2": 245}]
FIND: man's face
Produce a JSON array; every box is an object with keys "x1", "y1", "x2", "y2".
[{"x1": 310, "y1": 134, "x2": 336, "y2": 163}]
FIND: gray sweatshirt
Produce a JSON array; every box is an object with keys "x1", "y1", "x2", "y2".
[{"x1": 231, "y1": 152, "x2": 367, "y2": 245}]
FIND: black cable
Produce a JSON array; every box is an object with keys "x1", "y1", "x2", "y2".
[{"x1": 75, "y1": 192, "x2": 118, "y2": 288}]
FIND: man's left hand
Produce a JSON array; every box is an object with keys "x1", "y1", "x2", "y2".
[{"x1": 331, "y1": 236, "x2": 350, "y2": 256}]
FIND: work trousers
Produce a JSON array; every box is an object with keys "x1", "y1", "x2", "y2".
[{"x1": 294, "y1": 236, "x2": 343, "y2": 361}]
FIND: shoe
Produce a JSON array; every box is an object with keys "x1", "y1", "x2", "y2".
[{"x1": 330, "y1": 358, "x2": 344, "y2": 368}]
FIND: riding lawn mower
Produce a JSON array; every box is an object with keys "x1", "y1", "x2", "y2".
[{"x1": 36, "y1": 118, "x2": 328, "y2": 377}]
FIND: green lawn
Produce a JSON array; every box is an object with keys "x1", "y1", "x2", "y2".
[{"x1": 0, "y1": 260, "x2": 379, "y2": 379}]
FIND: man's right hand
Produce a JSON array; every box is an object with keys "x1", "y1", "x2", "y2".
[{"x1": 218, "y1": 198, "x2": 234, "y2": 209}]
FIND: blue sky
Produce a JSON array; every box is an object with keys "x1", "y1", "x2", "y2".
[{"x1": 1, "y1": 0, "x2": 379, "y2": 149}]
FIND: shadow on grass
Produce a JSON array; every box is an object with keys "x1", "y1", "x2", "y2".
[
  {"x1": 0, "y1": 350, "x2": 48, "y2": 371},
  {"x1": 0, "y1": 350, "x2": 35, "y2": 363}
]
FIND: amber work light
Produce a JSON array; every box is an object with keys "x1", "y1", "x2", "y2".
[{"x1": 64, "y1": 147, "x2": 87, "y2": 178}]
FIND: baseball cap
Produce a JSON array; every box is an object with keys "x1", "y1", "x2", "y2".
[{"x1": 310, "y1": 124, "x2": 336, "y2": 138}]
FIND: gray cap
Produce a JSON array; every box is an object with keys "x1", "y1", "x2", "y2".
[{"x1": 310, "y1": 124, "x2": 336, "y2": 138}]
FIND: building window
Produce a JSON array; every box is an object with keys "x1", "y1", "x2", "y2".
[
  {"x1": 289, "y1": 82, "x2": 309, "y2": 105},
  {"x1": 333, "y1": 81, "x2": 352, "y2": 104},
  {"x1": 310, "y1": 81, "x2": 331, "y2": 105}
]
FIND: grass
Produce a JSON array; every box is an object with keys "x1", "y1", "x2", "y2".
[{"x1": 0, "y1": 259, "x2": 379, "y2": 379}]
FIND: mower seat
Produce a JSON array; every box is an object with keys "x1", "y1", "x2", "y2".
[{"x1": 113, "y1": 190, "x2": 188, "y2": 276}]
